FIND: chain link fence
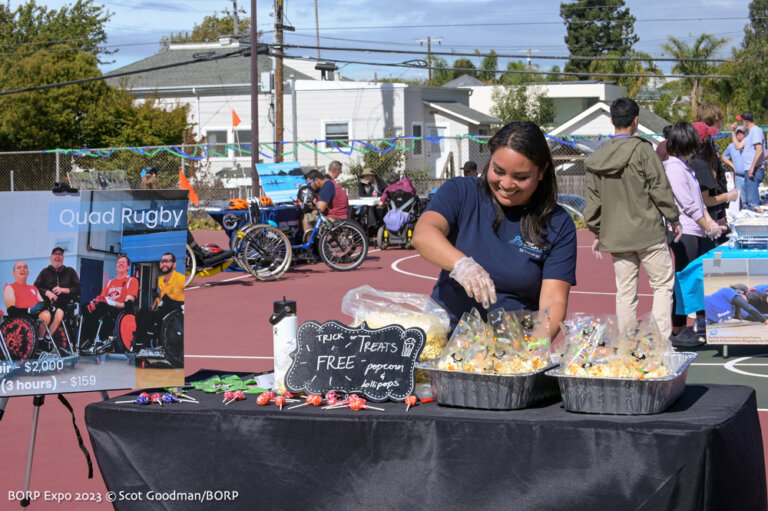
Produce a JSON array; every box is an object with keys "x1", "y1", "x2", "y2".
[{"x1": 0, "y1": 136, "x2": 632, "y2": 227}]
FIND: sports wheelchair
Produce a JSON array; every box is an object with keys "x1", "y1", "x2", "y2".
[{"x1": 0, "y1": 302, "x2": 77, "y2": 367}]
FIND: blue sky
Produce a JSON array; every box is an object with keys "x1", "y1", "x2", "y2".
[{"x1": 9, "y1": 0, "x2": 753, "y2": 80}]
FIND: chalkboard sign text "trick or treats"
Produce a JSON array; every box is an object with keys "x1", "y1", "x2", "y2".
[{"x1": 285, "y1": 321, "x2": 425, "y2": 402}]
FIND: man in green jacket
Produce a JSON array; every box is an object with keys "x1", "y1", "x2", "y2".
[{"x1": 585, "y1": 98, "x2": 682, "y2": 340}]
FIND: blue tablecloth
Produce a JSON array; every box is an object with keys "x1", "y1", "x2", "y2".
[{"x1": 676, "y1": 245, "x2": 768, "y2": 314}]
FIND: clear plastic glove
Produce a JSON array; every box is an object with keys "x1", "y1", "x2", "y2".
[
  {"x1": 706, "y1": 222, "x2": 725, "y2": 239},
  {"x1": 105, "y1": 298, "x2": 117, "y2": 307},
  {"x1": 591, "y1": 237, "x2": 602, "y2": 260},
  {"x1": 449, "y1": 256, "x2": 497, "y2": 309}
]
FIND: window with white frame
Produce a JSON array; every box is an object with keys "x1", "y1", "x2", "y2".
[
  {"x1": 205, "y1": 130, "x2": 227, "y2": 145},
  {"x1": 324, "y1": 121, "x2": 349, "y2": 148},
  {"x1": 412, "y1": 123, "x2": 423, "y2": 155}
]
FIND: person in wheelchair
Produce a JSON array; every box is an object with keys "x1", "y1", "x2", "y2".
[
  {"x1": 80, "y1": 254, "x2": 138, "y2": 354},
  {"x1": 34, "y1": 246, "x2": 81, "y2": 321},
  {"x1": 376, "y1": 172, "x2": 421, "y2": 248},
  {"x1": 299, "y1": 169, "x2": 349, "y2": 234},
  {"x1": 134, "y1": 253, "x2": 184, "y2": 354},
  {"x1": 4, "y1": 260, "x2": 64, "y2": 342}
]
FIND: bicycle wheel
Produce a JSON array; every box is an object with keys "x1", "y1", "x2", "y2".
[
  {"x1": 319, "y1": 220, "x2": 368, "y2": 271},
  {"x1": 237, "y1": 224, "x2": 292, "y2": 281},
  {"x1": 184, "y1": 243, "x2": 196, "y2": 288}
]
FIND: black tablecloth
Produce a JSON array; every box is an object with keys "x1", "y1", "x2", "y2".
[{"x1": 85, "y1": 371, "x2": 767, "y2": 511}]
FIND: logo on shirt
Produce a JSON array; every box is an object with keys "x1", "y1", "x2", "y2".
[{"x1": 509, "y1": 236, "x2": 544, "y2": 260}]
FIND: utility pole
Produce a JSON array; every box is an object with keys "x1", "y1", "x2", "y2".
[
  {"x1": 274, "y1": 0, "x2": 284, "y2": 163},
  {"x1": 232, "y1": 0, "x2": 239, "y2": 38},
  {"x1": 417, "y1": 36, "x2": 441, "y2": 83},
  {"x1": 250, "y1": 0, "x2": 260, "y2": 196}
]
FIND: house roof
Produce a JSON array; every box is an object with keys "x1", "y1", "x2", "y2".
[
  {"x1": 549, "y1": 101, "x2": 670, "y2": 138},
  {"x1": 105, "y1": 43, "x2": 314, "y2": 91},
  {"x1": 442, "y1": 74, "x2": 486, "y2": 88},
  {"x1": 423, "y1": 101, "x2": 502, "y2": 125}
]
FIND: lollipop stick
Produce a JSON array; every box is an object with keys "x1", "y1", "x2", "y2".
[
  {"x1": 285, "y1": 402, "x2": 308, "y2": 410},
  {"x1": 115, "y1": 400, "x2": 137, "y2": 404},
  {"x1": 365, "y1": 405, "x2": 385, "y2": 412}
]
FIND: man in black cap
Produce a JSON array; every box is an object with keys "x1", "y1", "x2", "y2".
[
  {"x1": 731, "y1": 112, "x2": 765, "y2": 210},
  {"x1": 462, "y1": 160, "x2": 478, "y2": 178},
  {"x1": 34, "y1": 247, "x2": 81, "y2": 309}
]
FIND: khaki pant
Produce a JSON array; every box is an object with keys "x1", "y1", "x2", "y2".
[{"x1": 611, "y1": 241, "x2": 674, "y2": 339}]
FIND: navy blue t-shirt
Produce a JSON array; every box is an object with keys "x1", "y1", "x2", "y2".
[
  {"x1": 318, "y1": 180, "x2": 336, "y2": 203},
  {"x1": 426, "y1": 177, "x2": 577, "y2": 328}
]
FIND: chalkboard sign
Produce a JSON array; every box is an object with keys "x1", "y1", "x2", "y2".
[{"x1": 285, "y1": 320, "x2": 425, "y2": 402}]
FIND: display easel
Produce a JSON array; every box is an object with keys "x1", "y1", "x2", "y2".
[{"x1": 0, "y1": 391, "x2": 108, "y2": 508}]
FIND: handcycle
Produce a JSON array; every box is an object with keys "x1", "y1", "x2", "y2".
[
  {"x1": 186, "y1": 205, "x2": 292, "y2": 287},
  {"x1": 283, "y1": 185, "x2": 369, "y2": 271}
]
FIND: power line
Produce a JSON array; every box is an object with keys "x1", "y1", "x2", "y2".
[
  {"x1": 282, "y1": 16, "x2": 762, "y2": 32},
  {"x1": 0, "y1": 47, "x2": 247, "y2": 97},
  {"x1": 283, "y1": 44, "x2": 734, "y2": 64},
  {"x1": 277, "y1": 52, "x2": 732, "y2": 80}
]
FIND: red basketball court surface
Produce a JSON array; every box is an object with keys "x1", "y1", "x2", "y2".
[{"x1": 2, "y1": 229, "x2": 768, "y2": 509}]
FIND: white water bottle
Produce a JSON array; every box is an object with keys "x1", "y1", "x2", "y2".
[{"x1": 269, "y1": 297, "x2": 297, "y2": 393}]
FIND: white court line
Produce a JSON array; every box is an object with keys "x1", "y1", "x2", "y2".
[
  {"x1": 390, "y1": 254, "x2": 651, "y2": 296},
  {"x1": 187, "y1": 248, "x2": 381, "y2": 290}
]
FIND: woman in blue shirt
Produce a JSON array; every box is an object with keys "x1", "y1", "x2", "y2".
[{"x1": 411, "y1": 121, "x2": 577, "y2": 335}]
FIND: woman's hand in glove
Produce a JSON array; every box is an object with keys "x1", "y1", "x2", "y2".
[{"x1": 449, "y1": 256, "x2": 497, "y2": 309}]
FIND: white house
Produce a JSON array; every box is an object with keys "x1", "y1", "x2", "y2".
[
  {"x1": 548, "y1": 101, "x2": 669, "y2": 144},
  {"x1": 443, "y1": 75, "x2": 626, "y2": 127},
  {"x1": 106, "y1": 41, "x2": 501, "y2": 180}
]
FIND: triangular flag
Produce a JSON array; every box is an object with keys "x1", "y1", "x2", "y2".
[
  {"x1": 179, "y1": 169, "x2": 199, "y2": 206},
  {"x1": 232, "y1": 109, "x2": 241, "y2": 128}
]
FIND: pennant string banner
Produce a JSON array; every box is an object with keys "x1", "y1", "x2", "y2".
[{"x1": 42, "y1": 129, "x2": 750, "y2": 161}]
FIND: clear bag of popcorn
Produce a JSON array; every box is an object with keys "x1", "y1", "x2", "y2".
[{"x1": 341, "y1": 285, "x2": 450, "y2": 382}]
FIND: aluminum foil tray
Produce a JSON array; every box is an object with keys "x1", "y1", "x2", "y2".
[
  {"x1": 417, "y1": 360, "x2": 560, "y2": 410},
  {"x1": 545, "y1": 352, "x2": 697, "y2": 415}
]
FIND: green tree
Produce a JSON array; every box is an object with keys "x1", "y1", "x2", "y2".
[
  {"x1": 490, "y1": 84, "x2": 555, "y2": 127},
  {"x1": 426, "y1": 55, "x2": 452, "y2": 86},
  {"x1": 560, "y1": 0, "x2": 638, "y2": 76},
  {"x1": 163, "y1": 8, "x2": 251, "y2": 48},
  {"x1": 478, "y1": 49, "x2": 498, "y2": 83},
  {"x1": 733, "y1": 0, "x2": 768, "y2": 117},
  {"x1": 0, "y1": 1, "x2": 192, "y2": 154},
  {"x1": 588, "y1": 51, "x2": 659, "y2": 98},
  {"x1": 744, "y1": 0, "x2": 768, "y2": 49},
  {"x1": 501, "y1": 61, "x2": 536, "y2": 85},
  {"x1": 661, "y1": 34, "x2": 728, "y2": 118},
  {"x1": 451, "y1": 57, "x2": 477, "y2": 79}
]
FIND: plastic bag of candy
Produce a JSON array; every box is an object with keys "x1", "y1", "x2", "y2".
[
  {"x1": 436, "y1": 308, "x2": 551, "y2": 374},
  {"x1": 561, "y1": 313, "x2": 672, "y2": 379},
  {"x1": 341, "y1": 285, "x2": 450, "y2": 366},
  {"x1": 436, "y1": 309, "x2": 490, "y2": 372}
]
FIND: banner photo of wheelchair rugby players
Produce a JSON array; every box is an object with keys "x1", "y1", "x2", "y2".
[{"x1": 0, "y1": 189, "x2": 187, "y2": 397}]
